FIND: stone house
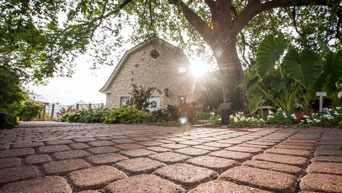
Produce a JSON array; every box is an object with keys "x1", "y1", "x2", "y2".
[{"x1": 99, "y1": 38, "x2": 204, "y2": 111}]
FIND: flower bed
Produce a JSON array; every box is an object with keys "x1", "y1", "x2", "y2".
[{"x1": 227, "y1": 107, "x2": 342, "y2": 128}]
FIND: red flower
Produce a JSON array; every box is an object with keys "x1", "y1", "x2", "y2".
[{"x1": 302, "y1": 112, "x2": 307, "y2": 117}]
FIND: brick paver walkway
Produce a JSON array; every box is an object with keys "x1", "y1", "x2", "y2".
[{"x1": 0, "y1": 122, "x2": 341, "y2": 192}]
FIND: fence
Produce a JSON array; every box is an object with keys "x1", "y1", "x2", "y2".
[{"x1": 43, "y1": 103, "x2": 105, "y2": 120}]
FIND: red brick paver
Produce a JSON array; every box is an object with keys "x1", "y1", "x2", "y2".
[
  {"x1": 188, "y1": 180, "x2": 271, "y2": 193},
  {"x1": 186, "y1": 156, "x2": 238, "y2": 172},
  {"x1": 0, "y1": 165, "x2": 40, "y2": 184},
  {"x1": 1, "y1": 122, "x2": 341, "y2": 193},
  {"x1": 0, "y1": 176, "x2": 72, "y2": 193},
  {"x1": 300, "y1": 173, "x2": 342, "y2": 192},
  {"x1": 154, "y1": 163, "x2": 218, "y2": 188},
  {"x1": 103, "y1": 174, "x2": 185, "y2": 193},
  {"x1": 116, "y1": 157, "x2": 165, "y2": 174},
  {"x1": 219, "y1": 166, "x2": 298, "y2": 192},
  {"x1": 68, "y1": 166, "x2": 127, "y2": 189},
  {"x1": 254, "y1": 153, "x2": 308, "y2": 167},
  {"x1": 42, "y1": 159, "x2": 91, "y2": 175},
  {"x1": 0, "y1": 157, "x2": 21, "y2": 168},
  {"x1": 88, "y1": 153, "x2": 128, "y2": 164},
  {"x1": 24, "y1": 154, "x2": 52, "y2": 165}
]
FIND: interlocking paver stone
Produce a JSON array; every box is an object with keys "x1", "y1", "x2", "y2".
[
  {"x1": 112, "y1": 139, "x2": 136, "y2": 144},
  {"x1": 148, "y1": 152, "x2": 190, "y2": 164},
  {"x1": 146, "y1": 146, "x2": 171, "y2": 152},
  {"x1": 88, "y1": 140, "x2": 114, "y2": 147},
  {"x1": 2, "y1": 122, "x2": 342, "y2": 193},
  {"x1": 87, "y1": 146, "x2": 119, "y2": 154},
  {"x1": 307, "y1": 162, "x2": 342, "y2": 175},
  {"x1": 0, "y1": 176, "x2": 72, "y2": 193},
  {"x1": 116, "y1": 143, "x2": 144, "y2": 150},
  {"x1": 0, "y1": 157, "x2": 21, "y2": 168},
  {"x1": 160, "y1": 143, "x2": 188, "y2": 149},
  {"x1": 0, "y1": 148, "x2": 35, "y2": 158},
  {"x1": 311, "y1": 156, "x2": 342, "y2": 163},
  {"x1": 209, "y1": 150, "x2": 253, "y2": 161},
  {"x1": 219, "y1": 166, "x2": 297, "y2": 192},
  {"x1": 69, "y1": 143, "x2": 90, "y2": 149},
  {"x1": 186, "y1": 156, "x2": 238, "y2": 172},
  {"x1": 188, "y1": 180, "x2": 271, "y2": 193},
  {"x1": 12, "y1": 141, "x2": 44, "y2": 148},
  {"x1": 24, "y1": 154, "x2": 52, "y2": 165},
  {"x1": 116, "y1": 157, "x2": 165, "y2": 174},
  {"x1": 69, "y1": 165, "x2": 127, "y2": 189},
  {"x1": 203, "y1": 142, "x2": 232, "y2": 148},
  {"x1": 74, "y1": 137, "x2": 97, "y2": 143},
  {"x1": 254, "y1": 153, "x2": 308, "y2": 167},
  {"x1": 52, "y1": 150, "x2": 90, "y2": 160},
  {"x1": 300, "y1": 173, "x2": 342, "y2": 193},
  {"x1": 265, "y1": 148, "x2": 312, "y2": 157},
  {"x1": 38, "y1": 145, "x2": 70, "y2": 153},
  {"x1": 243, "y1": 160, "x2": 303, "y2": 176},
  {"x1": 43, "y1": 159, "x2": 91, "y2": 175},
  {"x1": 88, "y1": 153, "x2": 128, "y2": 164},
  {"x1": 45, "y1": 139, "x2": 73, "y2": 145},
  {"x1": 0, "y1": 165, "x2": 40, "y2": 184},
  {"x1": 103, "y1": 174, "x2": 185, "y2": 193},
  {"x1": 154, "y1": 163, "x2": 218, "y2": 188},
  {"x1": 120, "y1": 149, "x2": 155, "y2": 158},
  {"x1": 225, "y1": 146, "x2": 264, "y2": 154},
  {"x1": 175, "y1": 147, "x2": 210, "y2": 156},
  {"x1": 193, "y1": 145, "x2": 220, "y2": 151}
]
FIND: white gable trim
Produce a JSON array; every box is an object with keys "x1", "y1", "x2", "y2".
[{"x1": 99, "y1": 38, "x2": 182, "y2": 93}]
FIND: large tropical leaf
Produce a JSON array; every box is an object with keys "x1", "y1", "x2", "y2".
[
  {"x1": 256, "y1": 34, "x2": 288, "y2": 77},
  {"x1": 322, "y1": 50, "x2": 342, "y2": 95},
  {"x1": 283, "y1": 49, "x2": 322, "y2": 89},
  {"x1": 248, "y1": 96, "x2": 263, "y2": 114}
]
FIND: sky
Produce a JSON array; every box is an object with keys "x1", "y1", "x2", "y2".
[{"x1": 27, "y1": 56, "x2": 114, "y2": 105}]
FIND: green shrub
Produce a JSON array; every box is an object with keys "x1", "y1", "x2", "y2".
[
  {"x1": 104, "y1": 106, "x2": 152, "y2": 124},
  {"x1": 209, "y1": 113, "x2": 221, "y2": 126},
  {"x1": 19, "y1": 99, "x2": 43, "y2": 121},
  {"x1": 151, "y1": 105, "x2": 179, "y2": 122},
  {"x1": 194, "y1": 112, "x2": 211, "y2": 120},
  {"x1": 0, "y1": 66, "x2": 25, "y2": 129}
]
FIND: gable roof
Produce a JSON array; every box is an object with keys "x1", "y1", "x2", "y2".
[{"x1": 99, "y1": 38, "x2": 184, "y2": 93}]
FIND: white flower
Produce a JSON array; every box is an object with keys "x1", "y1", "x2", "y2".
[
  {"x1": 210, "y1": 112, "x2": 215, "y2": 115},
  {"x1": 336, "y1": 107, "x2": 341, "y2": 110},
  {"x1": 303, "y1": 115, "x2": 309, "y2": 119},
  {"x1": 267, "y1": 115, "x2": 274, "y2": 119},
  {"x1": 268, "y1": 110, "x2": 273, "y2": 115},
  {"x1": 291, "y1": 114, "x2": 296, "y2": 119},
  {"x1": 283, "y1": 112, "x2": 287, "y2": 118},
  {"x1": 234, "y1": 117, "x2": 238, "y2": 122},
  {"x1": 314, "y1": 119, "x2": 321, "y2": 123},
  {"x1": 307, "y1": 119, "x2": 313, "y2": 123}
]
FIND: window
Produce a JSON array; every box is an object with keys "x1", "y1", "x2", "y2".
[
  {"x1": 150, "y1": 101, "x2": 157, "y2": 108},
  {"x1": 150, "y1": 49, "x2": 160, "y2": 59},
  {"x1": 179, "y1": 96, "x2": 187, "y2": 105},
  {"x1": 120, "y1": 97, "x2": 130, "y2": 107}
]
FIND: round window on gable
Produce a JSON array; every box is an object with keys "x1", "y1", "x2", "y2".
[{"x1": 150, "y1": 49, "x2": 160, "y2": 59}]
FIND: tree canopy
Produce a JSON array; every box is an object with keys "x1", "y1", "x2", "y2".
[{"x1": 1, "y1": 0, "x2": 341, "y2": 112}]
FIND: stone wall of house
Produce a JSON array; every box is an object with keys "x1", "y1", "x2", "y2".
[{"x1": 105, "y1": 40, "x2": 202, "y2": 109}]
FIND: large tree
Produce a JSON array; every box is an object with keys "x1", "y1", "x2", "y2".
[{"x1": 1, "y1": 0, "x2": 341, "y2": 112}]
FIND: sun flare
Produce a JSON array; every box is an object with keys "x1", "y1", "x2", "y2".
[{"x1": 191, "y1": 59, "x2": 208, "y2": 77}]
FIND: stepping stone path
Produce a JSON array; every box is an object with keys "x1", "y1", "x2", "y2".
[{"x1": 0, "y1": 121, "x2": 341, "y2": 192}]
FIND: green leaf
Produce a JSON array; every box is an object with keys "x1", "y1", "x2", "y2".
[
  {"x1": 256, "y1": 34, "x2": 288, "y2": 77},
  {"x1": 318, "y1": 39, "x2": 331, "y2": 53},
  {"x1": 283, "y1": 49, "x2": 322, "y2": 89},
  {"x1": 248, "y1": 96, "x2": 263, "y2": 114}
]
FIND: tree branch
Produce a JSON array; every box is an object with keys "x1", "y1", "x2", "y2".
[
  {"x1": 88, "y1": 0, "x2": 133, "y2": 39},
  {"x1": 224, "y1": 0, "x2": 329, "y2": 46},
  {"x1": 168, "y1": 0, "x2": 213, "y2": 44}
]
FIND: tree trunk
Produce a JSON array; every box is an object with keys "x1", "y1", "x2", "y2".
[{"x1": 214, "y1": 40, "x2": 249, "y2": 113}]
